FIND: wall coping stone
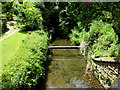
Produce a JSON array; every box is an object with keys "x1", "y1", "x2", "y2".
[{"x1": 91, "y1": 56, "x2": 120, "y2": 63}]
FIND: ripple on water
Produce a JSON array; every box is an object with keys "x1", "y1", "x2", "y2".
[{"x1": 46, "y1": 39, "x2": 104, "y2": 88}]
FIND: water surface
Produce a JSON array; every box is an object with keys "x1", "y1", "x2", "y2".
[{"x1": 46, "y1": 39, "x2": 104, "y2": 88}]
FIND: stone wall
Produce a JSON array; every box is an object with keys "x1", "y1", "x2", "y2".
[
  {"x1": 90, "y1": 58, "x2": 120, "y2": 88},
  {"x1": 79, "y1": 42, "x2": 120, "y2": 88}
]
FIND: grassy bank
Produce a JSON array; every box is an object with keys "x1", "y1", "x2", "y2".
[
  {"x1": 2, "y1": 30, "x2": 50, "y2": 88},
  {"x1": 0, "y1": 32, "x2": 28, "y2": 66}
]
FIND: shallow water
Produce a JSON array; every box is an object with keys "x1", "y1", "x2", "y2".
[{"x1": 46, "y1": 39, "x2": 104, "y2": 88}]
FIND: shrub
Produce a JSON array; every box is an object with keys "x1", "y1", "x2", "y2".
[
  {"x1": 70, "y1": 20, "x2": 119, "y2": 57},
  {"x1": 0, "y1": 14, "x2": 8, "y2": 36},
  {"x1": 2, "y1": 30, "x2": 49, "y2": 88},
  {"x1": 12, "y1": 2, "x2": 43, "y2": 31},
  {"x1": 89, "y1": 20, "x2": 119, "y2": 57},
  {"x1": 69, "y1": 29, "x2": 81, "y2": 45},
  {"x1": 70, "y1": 22, "x2": 88, "y2": 45}
]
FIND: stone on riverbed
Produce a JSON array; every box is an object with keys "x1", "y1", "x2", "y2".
[{"x1": 70, "y1": 77, "x2": 90, "y2": 88}]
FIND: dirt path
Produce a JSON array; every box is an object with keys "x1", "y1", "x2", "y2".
[
  {"x1": 0, "y1": 21, "x2": 19, "y2": 42},
  {"x1": 0, "y1": 30, "x2": 18, "y2": 41}
]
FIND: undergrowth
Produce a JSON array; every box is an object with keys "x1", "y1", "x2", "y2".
[
  {"x1": 2, "y1": 30, "x2": 51, "y2": 89},
  {"x1": 70, "y1": 20, "x2": 120, "y2": 57}
]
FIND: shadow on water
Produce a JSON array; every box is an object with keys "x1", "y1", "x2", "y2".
[
  {"x1": 35, "y1": 49, "x2": 53, "y2": 90},
  {"x1": 35, "y1": 55, "x2": 54, "y2": 90}
]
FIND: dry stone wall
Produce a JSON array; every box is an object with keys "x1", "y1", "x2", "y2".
[{"x1": 90, "y1": 58, "x2": 120, "y2": 88}]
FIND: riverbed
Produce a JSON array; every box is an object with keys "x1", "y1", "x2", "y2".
[{"x1": 45, "y1": 39, "x2": 104, "y2": 89}]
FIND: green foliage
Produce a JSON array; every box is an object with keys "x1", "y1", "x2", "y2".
[
  {"x1": 69, "y1": 29, "x2": 81, "y2": 45},
  {"x1": 0, "y1": 8, "x2": 8, "y2": 35},
  {"x1": 1, "y1": 16, "x2": 8, "y2": 35},
  {"x1": 70, "y1": 22, "x2": 88, "y2": 45},
  {"x1": 2, "y1": 2, "x2": 120, "y2": 40},
  {"x1": 12, "y1": 2, "x2": 43, "y2": 31},
  {"x1": 1, "y1": 2, "x2": 13, "y2": 35},
  {"x1": 89, "y1": 21, "x2": 119, "y2": 57},
  {"x1": 1, "y1": 2, "x2": 14, "y2": 20},
  {"x1": 59, "y1": 2, "x2": 120, "y2": 41},
  {"x1": 2, "y1": 30, "x2": 49, "y2": 88},
  {"x1": 35, "y1": 2, "x2": 60, "y2": 38},
  {"x1": 1, "y1": 2, "x2": 43, "y2": 35},
  {"x1": 70, "y1": 20, "x2": 119, "y2": 57}
]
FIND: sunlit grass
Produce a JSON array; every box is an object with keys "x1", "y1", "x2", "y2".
[
  {"x1": 2, "y1": 30, "x2": 49, "y2": 88},
  {"x1": 0, "y1": 42, "x2": 2, "y2": 77},
  {"x1": 0, "y1": 31, "x2": 28, "y2": 66}
]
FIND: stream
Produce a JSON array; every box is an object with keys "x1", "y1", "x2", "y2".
[{"x1": 41, "y1": 39, "x2": 104, "y2": 89}]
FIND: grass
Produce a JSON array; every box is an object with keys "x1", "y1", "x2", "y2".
[
  {"x1": 0, "y1": 31, "x2": 28, "y2": 66},
  {"x1": 2, "y1": 30, "x2": 49, "y2": 88},
  {"x1": 0, "y1": 42, "x2": 1, "y2": 61}
]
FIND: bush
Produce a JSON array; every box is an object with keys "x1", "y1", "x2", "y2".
[
  {"x1": 70, "y1": 20, "x2": 119, "y2": 57},
  {"x1": 12, "y1": 2, "x2": 43, "y2": 31},
  {"x1": 2, "y1": 30, "x2": 49, "y2": 88},
  {"x1": 0, "y1": 14, "x2": 9, "y2": 35},
  {"x1": 69, "y1": 29, "x2": 81, "y2": 45},
  {"x1": 89, "y1": 20, "x2": 119, "y2": 57},
  {"x1": 70, "y1": 22, "x2": 88, "y2": 45}
]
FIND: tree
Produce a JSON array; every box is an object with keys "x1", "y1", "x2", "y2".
[{"x1": 12, "y1": 1, "x2": 43, "y2": 31}]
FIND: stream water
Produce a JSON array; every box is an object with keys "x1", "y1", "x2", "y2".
[{"x1": 43, "y1": 39, "x2": 104, "y2": 89}]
